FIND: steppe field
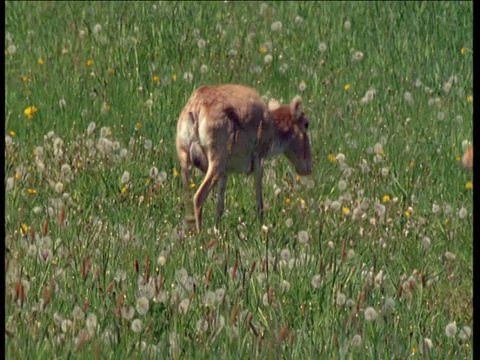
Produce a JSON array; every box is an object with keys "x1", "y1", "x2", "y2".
[{"x1": 4, "y1": 2, "x2": 473, "y2": 359}]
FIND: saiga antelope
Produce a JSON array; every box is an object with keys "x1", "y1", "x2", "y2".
[{"x1": 176, "y1": 84, "x2": 312, "y2": 232}]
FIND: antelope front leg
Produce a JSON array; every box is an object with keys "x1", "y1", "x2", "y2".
[{"x1": 254, "y1": 156, "x2": 264, "y2": 223}]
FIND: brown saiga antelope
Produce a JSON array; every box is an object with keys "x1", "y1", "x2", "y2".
[{"x1": 176, "y1": 84, "x2": 312, "y2": 232}]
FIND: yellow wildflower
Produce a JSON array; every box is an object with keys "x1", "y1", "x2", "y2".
[
  {"x1": 460, "y1": 47, "x2": 466, "y2": 55},
  {"x1": 153, "y1": 75, "x2": 159, "y2": 83},
  {"x1": 121, "y1": 186, "x2": 128, "y2": 193},
  {"x1": 20, "y1": 224, "x2": 29, "y2": 235},
  {"x1": 405, "y1": 210, "x2": 411, "y2": 217},
  {"x1": 285, "y1": 198, "x2": 291, "y2": 204},
  {"x1": 259, "y1": 47, "x2": 267, "y2": 55},
  {"x1": 344, "y1": 84, "x2": 350, "y2": 91},
  {"x1": 467, "y1": 95, "x2": 473, "y2": 103},
  {"x1": 9, "y1": 131, "x2": 15, "y2": 137},
  {"x1": 135, "y1": 122, "x2": 142, "y2": 129},
  {"x1": 189, "y1": 183, "x2": 196, "y2": 189},
  {"x1": 455, "y1": 156, "x2": 461, "y2": 162},
  {"x1": 171, "y1": 73, "x2": 177, "y2": 81},
  {"x1": 108, "y1": 67, "x2": 116, "y2": 75},
  {"x1": 382, "y1": 195, "x2": 391, "y2": 203},
  {"x1": 328, "y1": 154, "x2": 337, "y2": 163},
  {"x1": 342, "y1": 207, "x2": 349, "y2": 215},
  {"x1": 27, "y1": 188, "x2": 37, "y2": 194},
  {"x1": 408, "y1": 161, "x2": 415, "y2": 168},
  {"x1": 466, "y1": 181, "x2": 472, "y2": 190},
  {"x1": 87, "y1": 59, "x2": 94, "y2": 66},
  {"x1": 38, "y1": 58, "x2": 44, "y2": 65},
  {"x1": 22, "y1": 76, "x2": 28, "y2": 82},
  {"x1": 24, "y1": 106, "x2": 38, "y2": 119},
  {"x1": 444, "y1": 218, "x2": 449, "y2": 225},
  {"x1": 173, "y1": 168, "x2": 179, "y2": 177},
  {"x1": 296, "y1": 175, "x2": 301, "y2": 182}
]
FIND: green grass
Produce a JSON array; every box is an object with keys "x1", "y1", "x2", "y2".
[{"x1": 5, "y1": 1, "x2": 473, "y2": 359}]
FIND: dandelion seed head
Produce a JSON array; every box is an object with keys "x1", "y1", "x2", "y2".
[
  {"x1": 318, "y1": 42, "x2": 327, "y2": 52},
  {"x1": 458, "y1": 207, "x2": 468, "y2": 219},
  {"x1": 264, "y1": 54, "x2": 273, "y2": 64},
  {"x1": 338, "y1": 180, "x2": 347, "y2": 191},
  {"x1": 183, "y1": 72, "x2": 193, "y2": 83},
  {"x1": 92, "y1": 23, "x2": 102, "y2": 35},
  {"x1": 121, "y1": 306, "x2": 135, "y2": 321},
  {"x1": 279, "y1": 63, "x2": 288, "y2": 73},
  {"x1": 86, "y1": 313, "x2": 98, "y2": 333},
  {"x1": 336, "y1": 292, "x2": 346, "y2": 306},
  {"x1": 197, "y1": 38, "x2": 206, "y2": 48},
  {"x1": 178, "y1": 298, "x2": 190, "y2": 314},
  {"x1": 131, "y1": 319, "x2": 143, "y2": 333},
  {"x1": 364, "y1": 306, "x2": 377, "y2": 321},
  {"x1": 351, "y1": 334, "x2": 362, "y2": 346},
  {"x1": 200, "y1": 64, "x2": 208, "y2": 74},
  {"x1": 458, "y1": 325, "x2": 471, "y2": 341},
  {"x1": 121, "y1": 171, "x2": 131, "y2": 184},
  {"x1": 61, "y1": 319, "x2": 73, "y2": 333},
  {"x1": 8, "y1": 44, "x2": 17, "y2": 55},
  {"x1": 419, "y1": 338, "x2": 433, "y2": 354},
  {"x1": 298, "y1": 80, "x2": 306, "y2": 92},
  {"x1": 196, "y1": 318, "x2": 208, "y2": 333},
  {"x1": 271, "y1": 21, "x2": 282, "y2": 32},
  {"x1": 72, "y1": 305, "x2": 85, "y2": 321},
  {"x1": 136, "y1": 296, "x2": 149, "y2": 315},
  {"x1": 445, "y1": 322, "x2": 457, "y2": 338},
  {"x1": 404, "y1": 91, "x2": 414, "y2": 104},
  {"x1": 443, "y1": 81, "x2": 452, "y2": 93},
  {"x1": 311, "y1": 274, "x2": 322, "y2": 288},
  {"x1": 259, "y1": 2, "x2": 268, "y2": 16},
  {"x1": 297, "y1": 230, "x2": 310, "y2": 244},
  {"x1": 295, "y1": 15, "x2": 304, "y2": 24},
  {"x1": 285, "y1": 218, "x2": 293, "y2": 228},
  {"x1": 215, "y1": 288, "x2": 226, "y2": 304},
  {"x1": 374, "y1": 203, "x2": 386, "y2": 217},
  {"x1": 352, "y1": 51, "x2": 364, "y2": 62},
  {"x1": 331, "y1": 201, "x2": 342, "y2": 211}
]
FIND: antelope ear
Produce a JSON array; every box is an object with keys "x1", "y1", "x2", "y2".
[
  {"x1": 268, "y1": 98, "x2": 281, "y2": 111},
  {"x1": 290, "y1": 95, "x2": 303, "y2": 120}
]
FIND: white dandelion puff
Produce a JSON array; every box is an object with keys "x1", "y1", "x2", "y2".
[
  {"x1": 445, "y1": 322, "x2": 457, "y2": 338},
  {"x1": 271, "y1": 21, "x2": 282, "y2": 32},
  {"x1": 297, "y1": 230, "x2": 310, "y2": 244},
  {"x1": 131, "y1": 319, "x2": 143, "y2": 333},
  {"x1": 364, "y1": 306, "x2": 377, "y2": 321},
  {"x1": 136, "y1": 297, "x2": 149, "y2": 315}
]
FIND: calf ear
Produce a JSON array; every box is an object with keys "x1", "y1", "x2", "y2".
[
  {"x1": 290, "y1": 95, "x2": 303, "y2": 120},
  {"x1": 268, "y1": 98, "x2": 281, "y2": 111}
]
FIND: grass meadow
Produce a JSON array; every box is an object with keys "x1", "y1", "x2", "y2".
[{"x1": 4, "y1": 1, "x2": 473, "y2": 359}]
